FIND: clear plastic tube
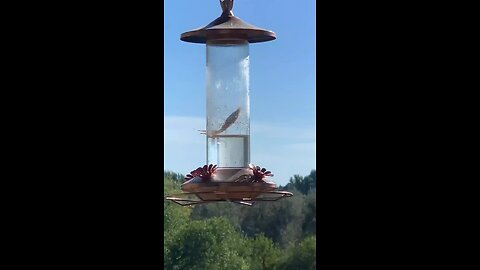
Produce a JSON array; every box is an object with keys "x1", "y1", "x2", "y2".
[{"x1": 206, "y1": 41, "x2": 250, "y2": 169}]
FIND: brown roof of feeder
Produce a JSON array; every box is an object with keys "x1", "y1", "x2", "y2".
[{"x1": 180, "y1": 0, "x2": 276, "y2": 44}]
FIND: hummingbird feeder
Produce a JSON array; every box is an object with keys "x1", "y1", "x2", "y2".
[{"x1": 165, "y1": 0, "x2": 293, "y2": 206}]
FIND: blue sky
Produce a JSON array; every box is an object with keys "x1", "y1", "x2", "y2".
[{"x1": 164, "y1": 1, "x2": 316, "y2": 185}]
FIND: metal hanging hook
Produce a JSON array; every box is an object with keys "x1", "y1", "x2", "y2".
[{"x1": 220, "y1": 0, "x2": 234, "y2": 16}]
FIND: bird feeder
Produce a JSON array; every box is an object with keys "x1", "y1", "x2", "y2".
[{"x1": 166, "y1": 0, "x2": 292, "y2": 206}]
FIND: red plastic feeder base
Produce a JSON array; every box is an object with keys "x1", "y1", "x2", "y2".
[{"x1": 165, "y1": 181, "x2": 293, "y2": 206}]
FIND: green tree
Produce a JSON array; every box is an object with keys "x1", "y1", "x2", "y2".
[
  {"x1": 164, "y1": 170, "x2": 317, "y2": 270},
  {"x1": 248, "y1": 234, "x2": 282, "y2": 270},
  {"x1": 190, "y1": 202, "x2": 244, "y2": 230},
  {"x1": 280, "y1": 235, "x2": 316, "y2": 270},
  {"x1": 165, "y1": 217, "x2": 250, "y2": 270},
  {"x1": 302, "y1": 188, "x2": 316, "y2": 237},
  {"x1": 284, "y1": 170, "x2": 316, "y2": 195},
  {"x1": 164, "y1": 175, "x2": 192, "y2": 269}
]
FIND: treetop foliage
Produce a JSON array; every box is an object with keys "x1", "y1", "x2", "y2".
[{"x1": 164, "y1": 170, "x2": 316, "y2": 270}]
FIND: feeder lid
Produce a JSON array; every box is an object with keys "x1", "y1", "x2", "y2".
[{"x1": 181, "y1": 0, "x2": 276, "y2": 44}]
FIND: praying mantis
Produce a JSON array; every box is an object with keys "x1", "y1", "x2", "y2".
[{"x1": 199, "y1": 107, "x2": 242, "y2": 137}]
